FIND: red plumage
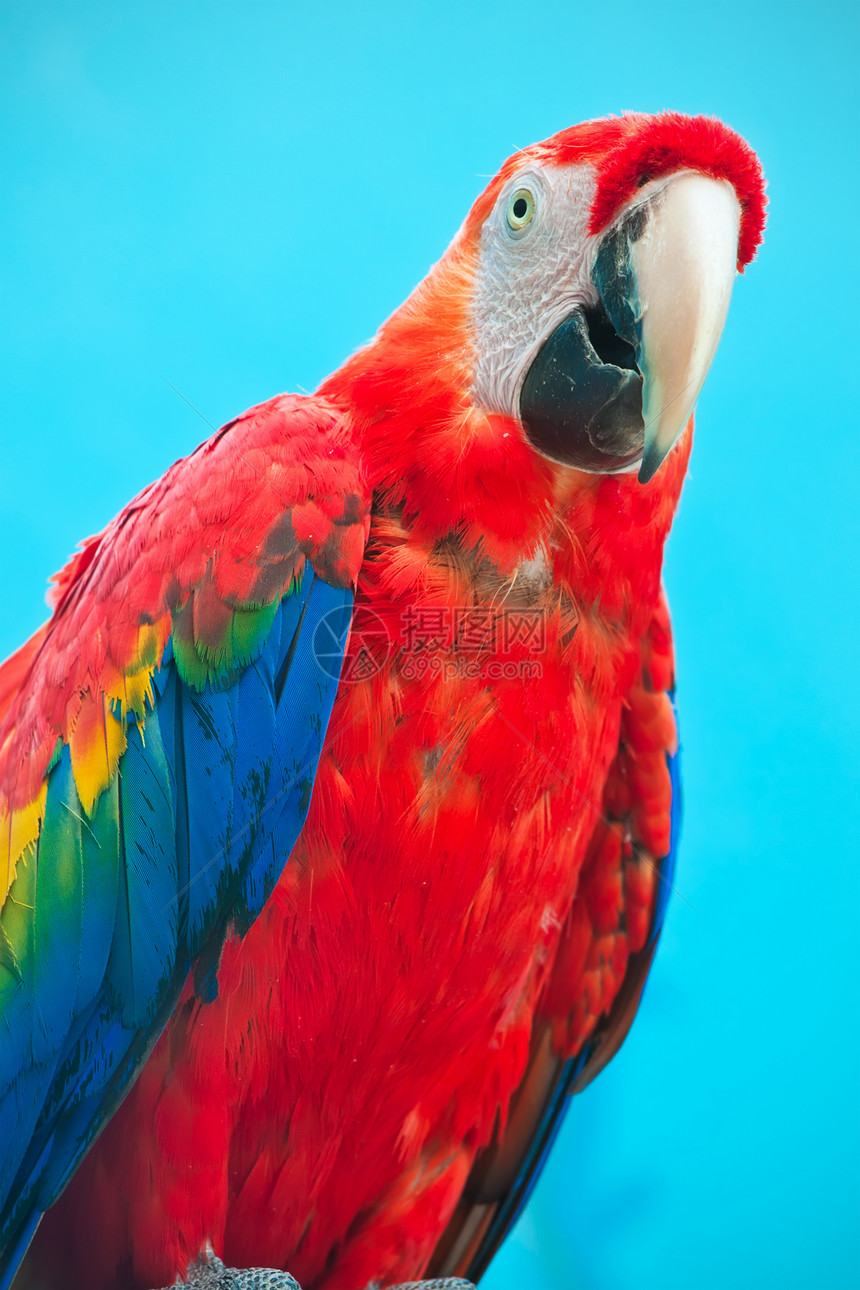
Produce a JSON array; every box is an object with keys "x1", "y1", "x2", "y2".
[{"x1": 19, "y1": 113, "x2": 765, "y2": 1289}]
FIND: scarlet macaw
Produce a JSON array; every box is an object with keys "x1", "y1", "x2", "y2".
[{"x1": 0, "y1": 112, "x2": 765, "y2": 1290}]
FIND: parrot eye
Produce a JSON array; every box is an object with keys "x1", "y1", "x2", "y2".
[{"x1": 505, "y1": 187, "x2": 535, "y2": 234}]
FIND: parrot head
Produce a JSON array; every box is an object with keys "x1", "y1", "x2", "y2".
[
  {"x1": 322, "y1": 112, "x2": 766, "y2": 552},
  {"x1": 466, "y1": 113, "x2": 765, "y2": 483}
]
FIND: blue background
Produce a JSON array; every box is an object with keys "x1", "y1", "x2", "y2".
[{"x1": 1, "y1": 3, "x2": 858, "y2": 1288}]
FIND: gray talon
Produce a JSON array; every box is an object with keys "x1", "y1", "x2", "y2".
[
  {"x1": 163, "y1": 1254, "x2": 474, "y2": 1290},
  {"x1": 383, "y1": 1281, "x2": 476, "y2": 1289},
  {"x1": 165, "y1": 1253, "x2": 301, "y2": 1290}
]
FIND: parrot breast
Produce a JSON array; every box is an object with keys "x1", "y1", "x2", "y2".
[{"x1": 30, "y1": 433, "x2": 689, "y2": 1290}]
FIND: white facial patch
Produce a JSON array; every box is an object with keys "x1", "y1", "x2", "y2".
[{"x1": 470, "y1": 162, "x2": 601, "y2": 418}]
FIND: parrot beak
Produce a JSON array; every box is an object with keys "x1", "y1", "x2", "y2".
[
  {"x1": 597, "y1": 173, "x2": 742, "y2": 483},
  {"x1": 519, "y1": 172, "x2": 741, "y2": 482}
]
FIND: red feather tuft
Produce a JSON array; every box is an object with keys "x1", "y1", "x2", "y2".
[{"x1": 584, "y1": 112, "x2": 767, "y2": 270}]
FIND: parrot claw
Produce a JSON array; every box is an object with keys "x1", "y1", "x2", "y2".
[
  {"x1": 162, "y1": 1252, "x2": 475, "y2": 1290},
  {"x1": 162, "y1": 1252, "x2": 301, "y2": 1290},
  {"x1": 376, "y1": 1281, "x2": 476, "y2": 1289}
]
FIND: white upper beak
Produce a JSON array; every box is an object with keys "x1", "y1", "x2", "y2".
[{"x1": 633, "y1": 172, "x2": 742, "y2": 481}]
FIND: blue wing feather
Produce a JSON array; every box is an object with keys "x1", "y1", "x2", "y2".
[
  {"x1": 238, "y1": 575, "x2": 351, "y2": 932},
  {"x1": 180, "y1": 682, "x2": 239, "y2": 957},
  {"x1": 111, "y1": 716, "x2": 178, "y2": 1027},
  {"x1": 74, "y1": 779, "x2": 121, "y2": 1019}
]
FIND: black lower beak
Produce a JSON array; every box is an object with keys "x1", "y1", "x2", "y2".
[{"x1": 518, "y1": 302, "x2": 645, "y2": 472}]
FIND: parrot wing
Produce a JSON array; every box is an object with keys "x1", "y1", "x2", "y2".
[
  {"x1": 430, "y1": 594, "x2": 681, "y2": 1281},
  {"x1": 0, "y1": 394, "x2": 368, "y2": 1282}
]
